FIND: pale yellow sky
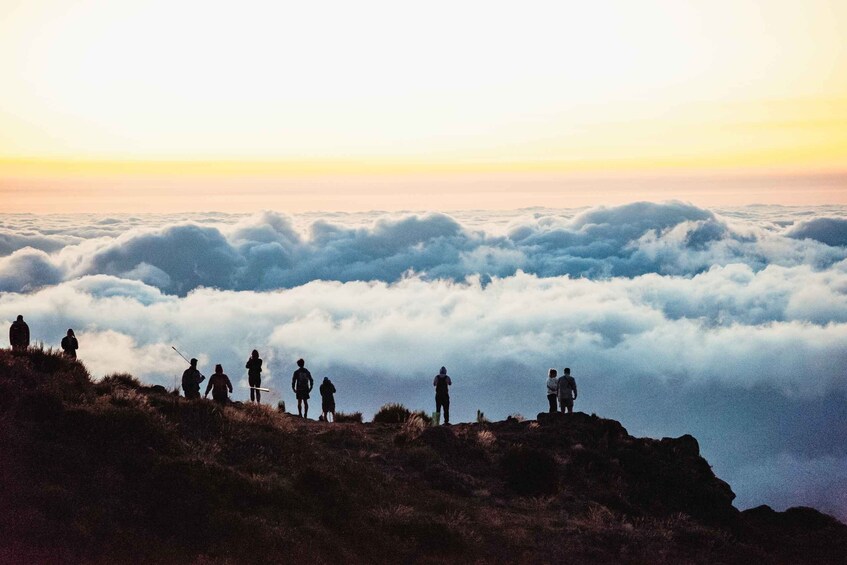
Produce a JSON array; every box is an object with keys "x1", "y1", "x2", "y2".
[{"x1": 1, "y1": 0, "x2": 846, "y2": 211}]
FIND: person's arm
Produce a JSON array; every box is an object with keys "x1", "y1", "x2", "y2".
[
  {"x1": 308, "y1": 371, "x2": 313, "y2": 392},
  {"x1": 204, "y1": 378, "x2": 213, "y2": 397},
  {"x1": 447, "y1": 376, "x2": 452, "y2": 386},
  {"x1": 292, "y1": 373, "x2": 297, "y2": 392},
  {"x1": 331, "y1": 383, "x2": 336, "y2": 394},
  {"x1": 196, "y1": 371, "x2": 205, "y2": 384},
  {"x1": 227, "y1": 376, "x2": 233, "y2": 393},
  {"x1": 572, "y1": 379, "x2": 577, "y2": 400},
  {"x1": 246, "y1": 359, "x2": 251, "y2": 369},
  {"x1": 433, "y1": 376, "x2": 438, "y2": 387}
]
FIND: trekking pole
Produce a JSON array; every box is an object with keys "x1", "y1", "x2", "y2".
[
  {"x1": 247, "y1": 386, "x2": 271, "y2": 392},
  {"x1": 171, "y1": 346, "x2": 192, "y2": 364}
]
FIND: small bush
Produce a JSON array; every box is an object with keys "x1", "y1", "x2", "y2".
[
  {"x1": 334, "y1": 411, "x2": 363, "y2": 423},
  {"x1": 477, "y1": 429, "x2": 496, "y2": 449},
  {"x1": 99, "y1": 373, "x2": 142, "y2": 391},
  {"x1": 396, "y1": 413, "x2": 428, "y2": 443},
  {"x1": 373, "y1": 403, "x2": 411, "y2": 424}
]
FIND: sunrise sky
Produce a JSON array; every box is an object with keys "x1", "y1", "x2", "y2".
[{"x1": 1, "y1": 0, "x2": 846, "y2": 211}]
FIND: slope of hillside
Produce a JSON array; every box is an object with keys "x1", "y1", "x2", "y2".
[{"x1": 1, "y1": 349, "x2": 845, "y2": 564}]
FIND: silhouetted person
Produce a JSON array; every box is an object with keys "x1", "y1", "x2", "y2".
[
  {"x1": 319, "y1": 377, "x2": 336, "y2": 423},
  {"x1": 246, "y1": 349, "x2": 263, "y2": 403},
  {"x1": 433, "y1": 366, "x2": 452, "y2": 425},
  {"x1": 205, "y1": 364, "x2": 233, "y2": 404},
  {"x1": 181, "y1": 358, "x2": 205, "y2": 400},
  {"x1": 9, "y1": 315, "x2": 29, "y2": 353},
  {"x1": 291, "y1": 358, "x2": 313, "y2": 418},
  {"x1": 61, "y1": 329, "x2": 78, "y2": 359},
  {"x1": 557, "y1": 367, "x2": 577, "y2": 414},
  {"x1": 546, "y1": 368, "x2": 558, "y2": 413}
]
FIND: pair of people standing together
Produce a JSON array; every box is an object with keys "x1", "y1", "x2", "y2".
[{"x1": 546, "y1": 368, "x2": 577, "y2": 413}]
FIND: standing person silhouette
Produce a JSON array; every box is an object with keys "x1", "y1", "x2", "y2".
[
  {"x1": 61, "y1": 329, "x2": 79, "y2": 359},
  {"x1": 9, "y1": 315, "x2": 29, "y2": 354},
  {"x1": 246, "y1": 349, "x2": 263, "y2": 404},
  {"x1": 291, "y1": 358, "x2": 313, "y2": 418},
  {"x1": 546, "y1": 368, "x2": 558, "y2": 413},
  {"x1": 433, "y1": 366, "x2": 452, "y2": 425},
  {"x1": 557, "y1": 367, "x2": 578, "y2": 414},
  {"x1": 319, "y1": 377, "x2": 336, "y2": 423},
  {"x1": 205, "y1": 364, "x2": 233, "y2": 404},
  {"x1": 181, "y1": 358, "x2": 205, "y2": 400}
]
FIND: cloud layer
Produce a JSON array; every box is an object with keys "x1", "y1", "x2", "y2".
[
  {"x1": 2, "y1": 202, "x2": 846, "y2": 521},
  {"x1": 2, "y1": 202, "x2": 846, "y2": 295}
]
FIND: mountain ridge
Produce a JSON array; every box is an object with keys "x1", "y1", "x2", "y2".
[{"x1": 1, "y1": 348, "x2": 845, "y2": 564}]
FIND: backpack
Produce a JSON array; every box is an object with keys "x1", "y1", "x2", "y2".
[
  {"x1": 295, "y1": 369, "x2": 312, "y2": 390},
  {"x1": 435, "y1": 375, "x2": 450, "y2": 395}
]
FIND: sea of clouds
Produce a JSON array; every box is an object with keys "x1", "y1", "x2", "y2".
[{"x1": 1, "y1": 201, "x2": 846, "y2": 520}]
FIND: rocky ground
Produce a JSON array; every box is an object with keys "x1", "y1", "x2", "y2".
[{"x1": 1, "y1": 348, "x2": 845, "y2": 564}]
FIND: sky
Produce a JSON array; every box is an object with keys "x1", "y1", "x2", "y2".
[
  {"x1": 1, "y1": 0, "x2": 846, "y2": 211},
  {"x1": 1, "y1": 0, "x2": 847, "y2": 525}
]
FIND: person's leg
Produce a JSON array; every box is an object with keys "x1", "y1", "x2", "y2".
[
  {"x1": 297, "y1": 399, "x2": 303, "y2": 417},
  {"x1": 443, "y1": 397, "x2": 450, "y2": 424},
  {"x1": 256, "y1": 389, "x2": 261, "y2": 404},
  {"x1": 250, "y1": 388, "x2": 256, "y2": 402},
  {"x1": 329, "y1": 410, "x2": 335, "y2": 423},
  {"x1": 303, "y1": 400, "x2": 309, "y2": 419},
  {"x1": 547, "y1": 394, "x2": 556, "y2": 413},
  {"x1": 435, "y1": 397, "x2": 443, "y2": 423}
]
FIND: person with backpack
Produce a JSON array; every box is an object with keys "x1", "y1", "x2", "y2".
[
  {"x1": 61, "y1": 329, "x2": 79, "y2": 359},
  {"x1": 319, "y1": 377, "x2": 336, "y2": 423},
  {"x1": 291, "y1": 358, "x2": 314, "y2": 418},
  {"x1": 546, "y1": 368, "x2": 559, "y2": 413},
  {"x1": 205, "y1": 364, "x2": 233, "y2": 404},
  {"x1": 181, "y1": 358, "x2": 205, "y2": 399},
  {"x1": 557, "y1": 367, "x2": 578, "y2": 414},
  {"x1": 9, "y1": 315, "x2": 29, "y2": 353},
  {"x1": 245, "y1": 349, "x2": 263, "y2": 404},
  {"x1": 433, "y1": 366, "x2": 452, "y2": 425}
]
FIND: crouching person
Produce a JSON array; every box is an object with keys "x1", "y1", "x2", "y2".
[{"x1": 205, "y1": 364, "x2": 233, "y2": 404}]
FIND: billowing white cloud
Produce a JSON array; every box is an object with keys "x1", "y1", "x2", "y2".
[
  {"x1": 2, "y1": 202, "x2": 847, "y2": 520},
  {"x1": 2, "y1": 202, "x2": 846, "y2": 295}
]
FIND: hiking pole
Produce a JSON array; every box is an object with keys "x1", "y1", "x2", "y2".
[
  {"x1": 171, "y1": 346, "x2": 205, "y2": 375},
  {"x1": 247, "y1": 386, "x2": 271, "y2": 392},
  {"x1": 171, "y1": 346, "x2": 191, "y2": 364}
]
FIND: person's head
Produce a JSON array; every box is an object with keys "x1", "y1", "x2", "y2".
[
  {"x1": 564, "y1": 367, "x2": 571, "y2": 375},
  {"x1": 297, "y1": 358, "x2": 305, "y2": 368},
  {"x1": 439, "y1": 366, "x2": 447, "y2": 375},
  {"x1": 549, "y1": 368, "x2": 557, "y2": 378},
  {"x1": 215, "y1": 364, "x2": 223, "y2": 374},
  {"x1": 252, "y1": 349, "x2": 259, "y2": 358},
  {"x1": 190, "y1": 358, "x2": 198, "y2": 367},
  {"x1": 16, "y1": 315, "x2": 23, "y2": 322},
  {"x1": 323, "y1": 377, "x2": 329, "y2": 382},
  {"x1": 67, "y1": 329, "x2": 74, "y2": 336}
]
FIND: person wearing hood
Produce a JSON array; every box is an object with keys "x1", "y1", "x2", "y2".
[
  {"x1": 319, "y1": 377, "x2": 337, "y2": 422},
  {"x1": 246, "y1": 349, "x2": 263, "y2": 403},
  {"x1": 61, "y1": 329, "x2": 79, "y2": 359},
  {"x1": 9, "y1": 315, "x2": 29, "y2": 353},
  {"x1": 205, "y1": 364, "x2": 233, "y2": 404},
  {"x1": 433, "y1": 366, "x2": 452, "y2": 425}
]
